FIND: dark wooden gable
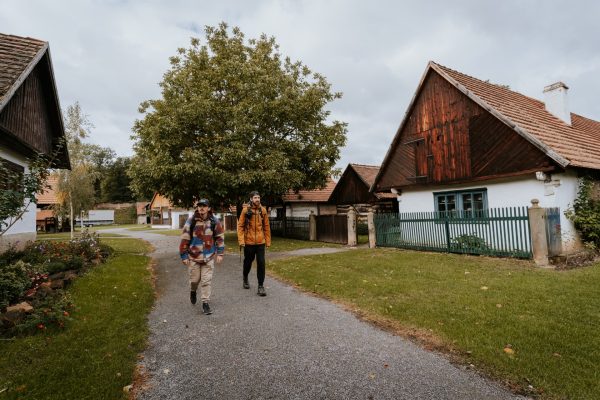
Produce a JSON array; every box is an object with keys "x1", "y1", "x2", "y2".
[
  {"x1": 0, "y1": 56, "x2": 55, "y2": 155},
  {"x1": 374, "y1": 69, "x2": 557, "y2": 191},
  {"x1": 329, "y1": 166, "x2": 375, "y2": 205}
]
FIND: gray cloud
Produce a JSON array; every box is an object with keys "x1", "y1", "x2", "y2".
[{"x1": 1, "y1": 0, "x2": 599, "y2": 172}]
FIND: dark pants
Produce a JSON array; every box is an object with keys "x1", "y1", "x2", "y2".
[{"x1": 243, "y1": 244, "x2": 265, "y2": 285}]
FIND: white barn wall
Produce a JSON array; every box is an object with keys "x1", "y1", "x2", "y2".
[
  {"x1": 396, "y1": 172, "x2": 581, "y2": 252},
  {"x1": 0, "y1": 145, "x2": 36, "y2": 250}
]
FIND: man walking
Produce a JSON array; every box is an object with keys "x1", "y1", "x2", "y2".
[
  {"x1": 238, "y1": 191, "x2": 271, "y2": 296},
  {"x1": 180, "y1": 198, "x2": 225, "y2": 315}
]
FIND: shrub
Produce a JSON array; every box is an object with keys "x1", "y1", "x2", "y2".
[
  {"x1": 565, "y1": 177, "x2": 600, "y2": 247},
  {"x1": 45, "y1": 261, "x2": 68, "y2": 275},
  {"x1": 0, "y1": 261, "x2": 32, "y2": 309},
  {"x1": 5, "y1": 292, "x2": 74, "y2": 336},
  {"x1": 451, "y1": 234, "x2": 489, "y2": 251}
]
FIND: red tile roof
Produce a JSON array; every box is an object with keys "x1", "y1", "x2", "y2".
[
  {"x1": 431, "y1": 61, "x2": 600, "y2": 169},
  {"x1": 35, "y1": 175, "x2": 59, "y2": 204},
  {"x1": 0, "y1": 33, "x2": 47, "y2": 110},
  {"x1": 282, "y1": 177, "x2": 337, "y2": 202}
]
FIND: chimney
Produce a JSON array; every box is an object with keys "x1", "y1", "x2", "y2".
[{"x1": 543, "y1": 82, "x2": 571, "y2": 125}]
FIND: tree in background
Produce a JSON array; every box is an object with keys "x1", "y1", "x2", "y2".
[
  {"x1": 88, "y1": 145, "x2": 116, "y2": 200},
  {"x1": 54, "y1": 102, "x2": 98, "y2": 237},
  {"x1": 101, "y1": 157, "x2": 135, "y2": 203},
  {"x1": 129, "y1": 22, "x2": 347, "y2": 209}
]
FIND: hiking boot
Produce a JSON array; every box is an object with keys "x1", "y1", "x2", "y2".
[
  {"x1": 190, "y1": 291, "x2": 197, "y2": 305},
  {"x1": 257, "y1": 285, "x2": 267, "y2": 297},
  {"x1": 202, "y1": 302, "x2": 212, "y2": 315},
  {"x1": 243, "y1": 277, "x2": 250, "y2": 289}
]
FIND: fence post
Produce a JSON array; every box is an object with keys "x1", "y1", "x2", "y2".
[
  {"x1": 528, "y1": 199, "x2": 550, "y2": 267},
  {"x1": 347, "y1": 209, "x2": 357, "y2": 246},
  {"x1": 309, "y1": 211, "x2": 317, "y2": 241},
  {"x1": 367, "y1": 210, "x2": 376, "y2": 248}
]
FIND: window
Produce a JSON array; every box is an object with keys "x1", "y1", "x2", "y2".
[
  {"x1": 0, "y1": 158, "x2": 25, "y2": 191},
  {"x1": 434, "y1": 189, "x2": 487, "y2": 217}
]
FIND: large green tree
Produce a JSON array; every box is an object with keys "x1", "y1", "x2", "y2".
[{"x1": 129, "y1": 23, "x2": 347, "y2": 208}]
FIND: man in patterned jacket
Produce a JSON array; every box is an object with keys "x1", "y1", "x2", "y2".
[{"x1": 179, "y1": 198, "x2": 225, "y2": 315}]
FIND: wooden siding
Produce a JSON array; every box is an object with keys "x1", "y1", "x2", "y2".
[
  {"x1": 0, "y1": 59, "x2": 54, "y2": 155},
  {"x1": 469, "y1": 113, "x2": 552, "y2": 176},
  {"x1": 376, "y1": 70, "x2": 557, "y2": 191},
  {"x1": 329, "y1": 168, "x2": 375, "y2": 205}
]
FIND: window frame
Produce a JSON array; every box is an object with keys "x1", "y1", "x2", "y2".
[{"x1": 433, "y1": 188, "x2": 488, "y2": 219}]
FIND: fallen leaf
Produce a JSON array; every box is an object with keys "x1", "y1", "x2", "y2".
[
  {"x1": 552, "y1": 352, "x2": 561, "y2": 357},
  {"x1": 496, "y1": 304, "x2": 502, "y2": 308},
  {"x1": 383, "y1": 364, "x2": 389, "y2": 368},
  {"x1": 480, "y1": 286, "x2": 489, "y2": 290},
  {"x1": 368, "y1": 373, "x2": 376, "y2": 379}
]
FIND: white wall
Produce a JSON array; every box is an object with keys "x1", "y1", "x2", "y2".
[
  {"x1": 171, "y1": 210, "x2": 193, "y2": 229},
  {"x1": 0, "y1": 145, "x2": 36, "y2": 237},
  {"x1": 396, "y1": 171, "x2": 581, "y2": 252},
  {"x1": 286, "y1": 204, "x2": 318, "y2": 218}
]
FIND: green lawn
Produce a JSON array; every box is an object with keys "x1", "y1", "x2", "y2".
[
  {"x1": 269, "y1": 248, "x2": 600, "y2": 400},
  {"x1": 224, "y1": 232, "x2": 342, "y2": 252},
  {"x1": 0, "y1": 238, "x2": 154, "y2": 399}
]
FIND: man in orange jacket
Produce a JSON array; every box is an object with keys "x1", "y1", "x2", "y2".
[{"x1": 237, "y1": 191, "x2": 271, "y2": 296}]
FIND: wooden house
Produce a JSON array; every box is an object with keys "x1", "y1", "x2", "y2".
[
  {"x1": 372, "y1": 61, "x2": 600, "y2": 252},
  {"x1": 0, "y1": 33, "x2": 70, "y2": 250},
  {"x1": 328, "y1": 164, "x2": 398, "y2": 213},
  {"x1": 148, "y1": 193, "x2": 192, "y2": 228},
  {"x1": 276, "y1": 178, "x2": 338, "y2": 217}
]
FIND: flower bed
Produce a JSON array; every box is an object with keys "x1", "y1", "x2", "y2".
[{"x1": 0, "y1": 231, "x2": 113, "y2": 335}]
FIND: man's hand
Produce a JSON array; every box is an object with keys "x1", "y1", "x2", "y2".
[
  {"x1": 182, "y1": 259, "x2": 190, "y2": 266},
  {"x1": 216, "y1": 254, "x2": 224, "y2": 264}
]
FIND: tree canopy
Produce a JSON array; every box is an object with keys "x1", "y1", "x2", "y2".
[{"x1": 129, "y1": 22, "x2": 347, "y2": 208}]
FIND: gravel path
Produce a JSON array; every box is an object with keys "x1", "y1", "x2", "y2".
[{"x1": 107, "y1": 228, "x2": 526, "y2": 400}]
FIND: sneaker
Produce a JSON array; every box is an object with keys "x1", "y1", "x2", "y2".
[
  {"x1": 243, "y1": 277, "x2": 250, "y2": 289},
  {"x1": 202, "y1": 302, "x2": 212, "y2": 315},
  {"x1": 190, "y1": 291, "x2": 197, "y2": 305},
  {"x1": 257, "y1": 286, "x2": 267, "y2": 297}
]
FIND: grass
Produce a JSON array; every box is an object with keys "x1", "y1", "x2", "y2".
[
  {"x1": 224, "y1": 232, "x2": 342, "y2": 252},
  {"x1": 268, "y1": 248, "x2": 600, "y2": 400},
  {"x1": 0, "y1": 238, "x2": 154, "y2": 399}
]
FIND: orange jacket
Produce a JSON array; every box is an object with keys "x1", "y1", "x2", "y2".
[{"x1": 237, "y1": 204, "x2": 271, "y2": 246}]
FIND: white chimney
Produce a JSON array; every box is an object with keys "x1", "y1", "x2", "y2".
[{"x1": 543, "y1": 82, "x2": 571, "y2": 125}]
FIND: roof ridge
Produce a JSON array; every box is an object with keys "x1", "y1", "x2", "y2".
[{"x1": 350, "y1": 163, "x2": 379, "y2": 168}]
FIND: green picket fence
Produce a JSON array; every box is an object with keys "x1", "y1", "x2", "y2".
[{"x1": 374, "y1": 207, "x2": 532, "y2": 259}]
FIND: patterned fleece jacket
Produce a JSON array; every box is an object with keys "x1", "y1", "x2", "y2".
[{"x1": 179, "y1": 212, "x2": 225, "y2": 262}]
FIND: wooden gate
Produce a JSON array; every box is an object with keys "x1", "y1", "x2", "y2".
[
  {"x1": 545, "y1": 207, "x2": 562, "y2": 256},
  {"x1": 316, "y1": 215, "x2": 348, "y2": 244}
]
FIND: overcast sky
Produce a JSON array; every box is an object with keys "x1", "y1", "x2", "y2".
[{"x1": 2, "y1": 0, "x2": 599, "y2": 171}]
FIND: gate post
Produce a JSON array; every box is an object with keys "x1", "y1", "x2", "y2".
[
  {"x1": 309, "y1": 211, "x2": 317, "y2": 241},
  {"x1": 347, "y1": 209, "x2": 357, "y2": 246},
  {"x1": 367, "y1": 210, "x2": 376, "y2": 248},
  {"x1": 528, "y1": 199, "x2": 550, "y2": 267}
]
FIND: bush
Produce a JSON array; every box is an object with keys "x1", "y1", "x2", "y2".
[
  {"x1": 114, "y1": 205, "x2": 137, "y2": 224},
  {"x1": 565, "y1": 177, "x2": 600, "y2": 247},
  {"x1": 0, "y1": 261, "x2": 32, "y2": 309},
  {"x1": 45, "y1": 261, "x2": 68, "y2": 275},
  {"x1": 357, "y1": 222, "x2": 369, "y2": 235},
  {"x1": 5, "y1": 292, "x2": 74, "y2": 336}
]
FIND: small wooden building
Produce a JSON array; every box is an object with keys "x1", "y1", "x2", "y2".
[
  {"x1": 1, "y1": 33, "x2": 70, "y2": 249},
  {"x1": 278, "y1": 178, "x2": 338, "y2": 217},
  {"x1": 328, "y1": 164, "x2": 397, "y2": 213}
]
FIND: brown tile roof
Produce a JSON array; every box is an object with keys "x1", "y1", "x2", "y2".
[
  {"x1": 35, "y1": 175, "x2": 59, "y2": 204},
  {"x1": 431, "y1": 61, "x2": 600, "y2": 169},
  {"x1": 136, "y1": 202, "x2": 148, "y2": 215},
  {"x1": 350, "y1": 164, "x2": 396, "y2": 199},
  {"x1": 0, "y1": 33, "x2": 47, "y2": 109},
  {"x1": 282, "y1": 177, "x2": 337, "y2": 202}
]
